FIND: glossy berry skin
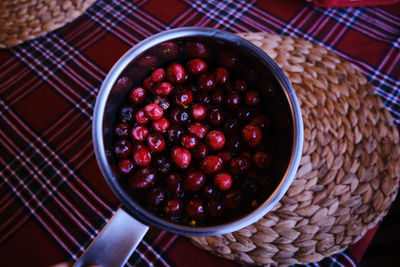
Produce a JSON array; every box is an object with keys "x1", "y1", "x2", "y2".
[
  {"x1": 242, "y1": 125, "x2": 262, "y2": 147},
  {"x1": 191, "y1": 104, "x2": 206, "y2": 121},
  {"x1": 166, "y1": 63, "x2": 186, "y2": 84},
  {"x1": 147, "y1": 187, "x2": 166, "y2": 207},
  {"x1": 200, "y1": 155, "x2": 223, "y2": 175},
  {"x1": 207, "y1": 107, "x2": 224, "y2": 126},
  {"x1": 224, "y1": 118, "x2": 240, "y2": 134},
  {"x1": 183, "y1": 170, "x2": 206, "y2": 192},
  {"x1": 132, "y1": 143, "x2": 152, "y2": 166},
  {"x1": 213, "y1": 172, "x2": 232, "y2": 191},
  {"x1": 186, "y1": 42, "x2": 210, "y2": 59},
  {"x1": 152, "y1": 82, "x2": 173, "y2": 96},
  {"x1": 142, "y1": 76, "x2": 154, "y2": 91},
  {"x1": 217, "y1": 151, "x2": 232, "y2": 166},
  {"x1": 198, "y1": 73, "x2": 217, "y2": 91},
  {"x1": 212, "y1": 89, "x2": 224, "y2": 104},
  {"x1": 138, "y1": 55, "x2": 158, "y2": 69},
  {"x1": 202, "y1": 184, "x2": 218, "y2": 199},
  {"x1": 171, "y1": 146, "x2": 191, "y2": 169},
  {"x1": 236, "y1": 107, "x2": 255, "y2": 123},
  {"x1": 114, "y1": 139, "x2": 132, "y2": 158},
  {"x1": 214, "y1": 67, "x2": 229, "y2": 85},
  {"x1": 165, "y1": 173, "x2": 183, "y2": 197},
  {"x1": 187, "y1": 58, "x2": 208, "y2": 75},
  {"x1": 152, "y1": 154, "x2": 171, "y2": 173},
  {"x1": 119, "y1": 105, "x2": 135, "y2": 123},
  {"x1": 218, "y1": 51, "x2": 238, "y2": 69},
  {"x1": 250, "y1": 115, "x2": 270, "y2": 130},
  {"x1": 234, "y1": 80, "x2": 247, "y2": 93},
  {"x1": 151, "y1": 68, "x2": 166, "y2": 83},
  {"x1": 135, "y1": 109, "x2": 149, "y2": 125},
  {"x1": 185, "y1": 199, "x2": 205, "y2": 220},
  {"x1": 129, "y1": 87, "x2": 147, "y2": 105},
  {"x1": 206, "y1": 130, "x2": 225, "y2": 151},
  {"x1": 192, "y1": 142, "x2": 208, "y2": 160},
  {"x1": 224, "y1": 134, "x2": 243, "y2": 152},
  {"x1": 130, "y1": 167, "x2": 157, "y2": 189},
  {"x1": 225, "y1": 91, "x2": 241, "y2": 110},
  {"x1": 152, "y1": 116, "x2": 170, "y2": 133},
  {"x1": 181, "y1": 133, "x2": 199, "y2": 149},
  {"x1": 188, "y1": 122, "x2": 208, "y2": 139},
  {"x1": 195, "y1": 91, "x2": 211, "y2": 105},
  {"x1": 157, "y1": 41, "x2": 179, "y2": 59},
  {"x1": 147, "y1": 133, "x2": 165, "y2": 152},
  {"x1": 131, "y1": 125, "x2": 149, "y2": 142},
  {"x1": 229, "y1": 156, "x2": 250, "y2": 175},
  {"x1": 245, "y1": 90, "x2": 260, "y2": 106},
  {"x1": 252, "y1": 152, "x2": 271, "y2": 169},
  {"x1": 169, "y1": 107, "x2": 189, "y2": 125},
  {"x1": 153, "y1": 96, "x2": 170, "y2": 111},
  {"x1": 167, "y1": 125, "x2": 184, "y2": 144},
  {"x1": 114, "y1": 122, "x2": 129, "y2": 138},
  {"x1": 207, "y1": 199, "x2": 224, "y2": 217},
  {"x1": 117, "y1": 159, "x2": 135, "y2": 176},
  {"x1": 144, "y1": 104, "x2": 164, "y2": 120},
  {"x1": 163, "y1": 199, "x2": 182, "y2": 217},
  {"x1": 223, "y1": 189, "x2": 243, "y2": 209},
  {"x1": 174, "y1": 88, "x2": 193, "y2": 107}
]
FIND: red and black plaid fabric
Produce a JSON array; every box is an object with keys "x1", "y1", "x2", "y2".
[{"x1": 1, "y1": 0, "x2": 399, "y2": 266}]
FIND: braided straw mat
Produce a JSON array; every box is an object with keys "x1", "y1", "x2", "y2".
[
  {"x1": 0, "y1": 0, "x2": 96, "y2": 48},
  {"x1": 189, "y1": 32, "x2": 400, "y2": 266}
]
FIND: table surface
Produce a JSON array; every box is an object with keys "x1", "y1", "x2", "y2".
[{"x1": 1, "y1": 0, "x2": 399, "y2": 266}]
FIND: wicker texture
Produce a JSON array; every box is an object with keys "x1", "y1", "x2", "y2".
[
  {"x1": 189, "y1": 32, "x2": 400, "y2": 266},
  {"x1": 0, "y1": 0, "x2": 95, "y2": 48}
]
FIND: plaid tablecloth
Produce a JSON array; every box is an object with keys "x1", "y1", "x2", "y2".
[{"x1": 1, "y1": 0, "x2": 399, "y2": 266}]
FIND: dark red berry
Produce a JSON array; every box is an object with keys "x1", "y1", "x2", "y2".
[
  {"x1": 138, "y1": 55, "x2": 158, "y2": 69},
  {"x1": 214, "y1": 67, "x2": 229, "y2": 85},
  {"x1": 252, "y1": 152, "x2": 271, "y2": 168},
  {"x1": 225, "y1": 134, "x2": 243, "y2": 152},
  {"x1": 223, "y1": 189, "x2": 243, "y2": 209},
  {"x1": 242, "y1": 125, "x2": 262, "y2": 147},
  {"x1": 171, "y1": 146, "x2": 191, "y2": 169},
  {"x1": 130, "y1": 167, "x2": 157, "y2": 189},
  {"x1": 191, "y1": 104, "x2": 206, "y2": 121},
  {"x1": 188, "y1": 122, "x2": 208, "y2": 139},
  {"x1": 152, "y1": 116, "x2": 170, "y2": 133},
  {"x1": 200, "y1": 155, "x2": 223, "y2": 175},
  {"x1": 147, "y1": 133, "x2": 165, "y2": 152},
  {"x1": 213, "y1": 173, "x2": 232, "y2": 191},
  {"x1": 142, "y1": 76, "x2": 154, "y2": 91},
  {"x1": 229, "y1": 156, "x2": 250, "y2": 175},
  {"x1": 117, "y1": 159, "x2": 135, "y2": 175},
  {"x1": 144, "y1": 104, "x2": 164, "y2": 120},
  {"x1": 192, "y1": 142, "x2": 208, "y2": 160},
  {"x1": 207, "y1": 107, "x2": 224, "y2": 126},
  {"x1": 147, "y1": 187, "x2": 166, "y2": 207},
  {"x1": 202, "y1": 184, "x2": 218, "y2": 199},
  {"x1": 183, "y1": 169, "x2": 206, "y2": 192},
  {"x1": 131, "y1": 125, "x2": 149, "y2": 142},
  {"x1": 223, "y1": 118, "x2": 240, "y2": 134},
  {"x1": 198, "y1": 73, "x2": 217, "y2": 91},
  {"x1": 185, "y1": 199, "x2": 205, "y2": 220},
  {"x1": 114, "y1": 122, "x2": 129, "y2": 138},
  {"x1": 135, "y1": 109, "x2": 149, "y2": 125},
  {"x1": 132, "y1": 143, "x2": 152, "y2": 166},
  {"x1": 218, "y1": 51, "x2": 238, "y2": 69},
  {"x1": 217, "y1": 151, "x2": 232, "y2": 166},
  {"x1": 250, "y1": 115, "x2": 270, "y2": 130},
  {"x1": 236, "y1": 107, "x2": 256, "y2": 123},
  {"x1": 157, "y1": 41, "x2": 179, "y2": 59},
  {"x1": 164, "y1": 199, "x2": 182, "y2": 217},
  {"x1": 207, "y1": 199, "x2": 224, "y2": 217},
  {"x1": 114, "y1": 76, "x2": 133, "y2": 92},
  {"x1": 119, "y1": 105, "x2": 135, "y2": 123},
  {"x1": 114, "y1": 139, "x2": 132, "y2": 158},
  {"x1": 152, "y1": 154, "x2": 171, "y2": 173},
  {"x1": 167, "y1": 125, "x2": 184, "y2": 143},
  {"x1": 181, "y1": 133, "x2": 199, "y2": 149},
  {"x1": 166, "y1": 63, "x2": 186, "y2": 84},
  {"x1": 245, "y1": 90, "x2": 260, "y2": 106},
  {"x1": 225, "y1": 91, "x2": 241, "y2": 110},
  {"x1": 151, "y1": 68, "x2": 166, "y2": 83},
  {"x1": 165, "y1": 173, "x2": 183, "y2": 197},
  {"x1": 173, "y1": 88, "x2": 193, "y2": 107},
  {"x1": 152, "y1": 82, "x2": 174, "y2": 96},
  {"x1": 169, "y1": 106, "x2": 189, "y2": 125},
  {"x1": 206, "y1": 130, "x2": 225, "y2": 151},
  {"x1": 187, "y1": 58, "x2": 208, "y2": 75},
  {"x1": 186, "y1": 42, "x2": 210, "y2": 59},
  {"x1": 195, "y1": 91, "x2": 211, "y2": 105},
  {"x1": 234, "y1": 80, "x2": 247, "y2": 93},
  {"x1": 129, "y1": 87, "x2": 147, "y2": 105},
  {"x1": 212, "y1": 89, "x2": 224, "y2": 104}
]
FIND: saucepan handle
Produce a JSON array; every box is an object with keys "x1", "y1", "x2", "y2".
[{"x1": 73, "y1": 208, "x2": 149, "y2": 267}]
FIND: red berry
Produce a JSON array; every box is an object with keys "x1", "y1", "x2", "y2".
[
  {"x1": 163, "y1": 199, "x2": 182, "y2": 217},
  {"x1": 200, "y1": 155, "x2": 223, "y2": 175},
  {"x1": 142, "y1": 76, "x2": 154, "y2": 90},
  {"x1": 225, "y1": 134, "x2": 243, "y2": 152},
  {"x1": 223, "y1": 189, "x2": 243, "y2": 209},
  {"x1": 152, "y1": 116, "x2": 170, "y2": 133},
  {"x1": 147, "y1": 187, "x2": 166, "y2": 207},
  {"x1": 192, "y1": 142, "x2": 208, "y2": 160},
  {"x1": 229, "y1": 156, "x2": 250, "y2": 175},
  {"x1": 185, "y1": 199, "x2": 205, "y2": 220},
  {"x1": 167, "y1": 125, "x2": 184, "y2": 143},
  {"x1": 183, "y1": 169, "x2": 206, "y2": 192},
  {"x1": 234, "y1": 80, "x2": 247, "y2": 92},
  {"x1": 152, "y1": 82, "x2": 174, "y2": 96},
  {"x1": 191, "y1": 104, "x2": 206, "y2": 121},
  {"x1": 144, "y1": 104, "x2": 164, "y2": 120},
  {"x1": 195, "y1": 91, "x2": 211, "y2": 105},
  {"x1": 198, "y1": 73, "x2": 216, "y2": 91},
  {"x1": 171, "y1": 146, "x2": 191, "y2": 168},
  {"x1": 207, "y1": 107, "x2": 224, "y2": 126},
  {"x1": 225, "y1": 91, "x2": 241, "y2": 110},
  {"x1": 207, "y1": 199, "x2": 224, "y2": 217},
  {"x1": 132, "y1": 143, "x2": 152, "y2": 166},
  {"x1": 131, "y1": 125, "x2": 149, "y2": 141},
  {"x1": 188, "y1": 122, "x2": 208, "y2": 139},
  {"x1": 152, "y1": 154, "x2": 171, "y2": 173},
  {"x1": 217, "y1": 151, "x2": 232, "y2": 166},
  {"x1": 169, "y1": 106, "x2": 189, "y2": 125},
  {"x1": 147, "y1": 133, "x2": 166, "y2": 152},
  {"x1": 186, "y1": 42, "x2": 210, "y2": 59},
  {"x1": 138, "y1": 55, "x2": 158, "y2": 69},
  {"x1": 250, "y1": 115, "x2": 270, "y2": 130},
  {"x1": 181, "y1": 133, "x2": 199, "y2": 149},
  {"x1": 135, "y1": 109, "x2": 149, "y2": 125},
  {"x1": 157, "y1": 41, "x2": 179, "y2": 59},
  {"x1": 245, "y1": 90, "x2": 260, "y2": 106},
  {"x1": 117, "y1": 159, "x2": 135, "y2": 175},
  {"x1": 166, "y1": 63, "x2": 186, "y2": 84},
  {"x1": 213, "y1": 173, "x2": 232, "y2": 191},
  {"x1": 242, "y1": 125, "x2": 262, "y2": 147},
  {"x1": 252, "y1": 152, "x2": 271, "y2": 168},
  {"x1": 218, "y1": 51, "x2": 238, "y2": 69},
  {"x1": 173, "y1": 88, "x2": 193, "y2": 107},
  {"x1": 187, "y1": 58, "x2": 208, "y2": 75},
  {"x1": 130, "y1": 167, "x2": 157, "y2": 189},
  {"x1": 129, "y1": 87, "x2": 147, "y2": 105},
  {"x1": 202, "y1": 184, "x2": 218, "y2": 199},
  {"x1": 165, "y1": 173, "x2": 183, "y2": 197},
  {"x1": 212, "y1": 88, "x2": 224, "y2": 104},
  {"x1": 114, "y1": 122, "x2": 129, "y2": 138},
  {"x1": 224, "y1": 118, "x2": 240, "y2": 134},
  {"x1": 206, "y1": 130, "x2": 225, "y2": 151},
  {"x1": 151, "y1": 68, "x2": 166, "y2": 83},
  {"x1": 114, "y1": 139, "x2": 132, "y2": 158},
  {"x1": 214, "y1": 67, "x2": 229, "y2": 85}
]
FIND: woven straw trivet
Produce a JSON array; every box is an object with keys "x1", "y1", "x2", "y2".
[
  {"x1": 0, "y1": 0, "x2": 96, "y2": 48},
  {"x1": 189, "y1": 32, "x2": 400, "y2": 266}
]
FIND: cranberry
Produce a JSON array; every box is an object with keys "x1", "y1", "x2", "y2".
[
  {"x1": 129, "y1": 87, "x2": 147, "y2": 105},
  {"x1": 144, "y1": 104, "x2": 164, "y2": 120},
  {"x1": 169, "y1": 107, "x2": 189, "y2": 125},
  {"x1": 132, "y1": 143, "x2": 151, "y2": 166},
  {"x1": 223, "y1": 189, "x2": 243, "y2": 209},
  {"x1": 173, "y1": 88, "x2": 193, "y2": 107},
  {"x1": 181, "y1": 133, "x2": 199, "y2": 149},
  {"x1": 114, "y1": 139, "x2": 132, "y2": 158},
  {"x1": 152, "y1": 154, "x2": 171, "y2": 173},
  {"x1": 206, "y1": 130, "x2": 225, "y2": 151},
  {"x1": 187, "y1": 58, "x2": 208, "y2": 75},
  {"x1": 207, "y1": 199, "x2": 224, "y2": 217},
  {"x1": 225, "y1": 134, "x2": 243, "y2": 152},
  {"x1": 130, "y1": 167, "x2": 157, "y2": 189},
  {"x1": 167, "y1": 125, "x2": 184, "y2": 143},
  {"x1": 117, "y1": 159, "x2": 135, "y2": 175},
  {"x1": 138, "y1": 55, "x2": 158, "y2": 69},
  {"x1": 218, "y1": 51, "x2": 238, "y2": 69},
  {"x1": 171, "y1": 146, "x2": 191, "y2": 168},
  {"x1": 250, "y1": 115, "x2": 270, "y2": 130},
  {"x1": 147, "y1": 187, "x2": 166, "y2": 207},
  {"x1": 245, "y1": 90, "x2": 260, "y2": 106},
  {"x1": 135, "y1": 109, "x2": 149, "y2": 125},
  {"x1": 186, "y1": 41, "x2": 210, "y2": 59},
  {"x1": 217, "y1": 151, "x2": 232, "y2": 166},
  {"x1": 213, "y1": 173, "x2": 232, "y2": 191},
  {"x1": 119, "y1": 105, "x2": 135, "y2": 123},
  {"x1": 152, "y1": 82, "x2": 173, "y2": 96},
  {"x1": 252, "y1": 152, "x2": 271, "y2": 169},
  {"x1": 236, "y1": 107, "x2": 255, "y2": 122},
  {"x1": 225, "y1": 91, "x2": 241, "y2": 110},
  {"x1": 166, "y1": 63, "x2": 186, "y2": 84},
  {"x1": 214, "y1": 67, "x2": 229, "y2": 85},
  {"x1": 212, "y1": 89, "x2": 224, "y2": 104},
  {"x1": 202, "y1": 184, "x2": 218, "y2": 199},
  {"x1": 164, "y1": 199, "x2": 182, "y2": 217},
  {"x1": 195, "y1": 91, "x2": 211, "y2": 105},
  {"x1": 198, "y1": 73, "x2": 217, "y2": 91},
  {"x1": 114, "y1": 122, "x2": 129, "y2": 138},
  {"x1": 183, "y1": 169, "x2": 206, "y2": 192},
  {"x1": 157, "y1": 41, "x2": 179, "y2": 59},
  {"x1": 142, "y1": 76, "x2": 154, "y2": 91},
  {"x1": 192, "y1": 142, "x2": 208, "y2": 160},
  {"x1": 188, "y1": 122, "x2": 208, "y2": 139},
  {"x1": 153, "y1": 96, "x2": 171, "y2": 111},
  {"x1": 207, "y1": 107, "x2": 224, "y2": 126},
  {"x1": 242, "y1": 125, "x2": 262, "y2": 147},
  {"x1": 166, "y1": 173, "x2": 183, "y2": 197},
  {"x1": 147, "y1": 133, "x2": 165, "y2": 152},
  {"x1": 234, "y1": 80, "x2": 247, "y2": 93},
  {"x1": 200, "y1": 155, "x2": 223, "y2": 175},
  {"x1": 229, "y1": 156, "x2": 250, "y2": 175},
  {"x1": 151, "y1": 68, "x2": 166, "y2": 83},
  {"x1": 191, "y1": 104, "x2": 206, "y2": 121},
  {"x1": 185, "y1": 199, "x2": 205, "y2": 220},
  {"x1": 224, "y1": 118, "x2": 240, "y2": 134},
  {"x1": 114, "y1": 76, "x2": 132, "y2": 92},
  {"x1": 152, "y1": 116, "x2": 170, "y2": 133},
  {"x1": 131, "y1": 125, "x2": 149, "y2": 142}
]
